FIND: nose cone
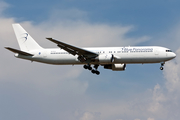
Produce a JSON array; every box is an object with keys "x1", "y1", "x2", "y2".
[{"x1": 171, "y1": 52, "x2": 176, "y2": 59}]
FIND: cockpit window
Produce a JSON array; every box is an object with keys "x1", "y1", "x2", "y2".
[{"x1": 166, "y1": 50, "x2": 172, "y2": 52}]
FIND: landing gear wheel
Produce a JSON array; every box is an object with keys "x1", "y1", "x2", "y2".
[
  {"x1": 84, "y1": 64, "x2": 100, "y2": 75},
  {"x1": 83, "y1": 65, "x2": 88, "y2": 69},
  {"x1": 96, "y1": 71, "x2": 100, "y2": 75},
  {"x1": 94, "y1": 65, "x2": 99, "y2": 70},
  {"x1": 84, "y1": 64, "x2": 92, "y2": 70},
  {"x1": 88, "y1": 66, "x2": 92, "y2": 70},
  {"x1": 160, "y1": 62, "x2": 165, "y2": 70},
  {"x1": 91, "y1": 69, "x2": 96, "y2": 74},
  {"x1": 91, "y1": 69, "x2": 100, "y2": 75},
  {"x1": 160, "y1": 67, "x2": 163, "y2": 70}
]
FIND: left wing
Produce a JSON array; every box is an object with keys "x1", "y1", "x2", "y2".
[{"x1": 46, "y1": 38, "x2": 98, "y2": 60}]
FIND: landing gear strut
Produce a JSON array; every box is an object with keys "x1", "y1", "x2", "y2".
[
  {"x1": 160, "y1": 62, "x2": 165, "y2": 70},
  {"x1": 83, "y1": 64, "x2": 100, "y2": 75},
  {"x1": 91, "y1": 65, "x2": 100, "y2": 75}
]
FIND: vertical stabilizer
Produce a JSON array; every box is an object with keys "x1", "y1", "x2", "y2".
[{"x1": 12, "y1": 24, "x2": 43, "y2": 51}]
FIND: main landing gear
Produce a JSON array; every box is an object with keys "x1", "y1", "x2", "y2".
[
  {"x1": 83, "y1": 64, "x2": 100, "y2": 75},
  {"x1": 160, "y1": 62, "x2": 165, "y2": 70}
]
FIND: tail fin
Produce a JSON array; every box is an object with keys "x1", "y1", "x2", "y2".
[{"x1": 12, "y1": 24, "x2": 43, "y2": 51}]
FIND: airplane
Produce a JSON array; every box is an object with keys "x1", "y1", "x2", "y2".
[{"x1": 5, "y1": 24, "x2": 176, "y2": 75}]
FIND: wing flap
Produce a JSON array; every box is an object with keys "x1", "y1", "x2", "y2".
[
  {"x1": 46, "y1": 38, "x2": 98, "y2": 58},
  {"x1": 5, "y1": 47, "x2": 34, "y2": 56}
]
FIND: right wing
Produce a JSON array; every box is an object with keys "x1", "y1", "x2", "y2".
[
  {"x1": 46, "y1": 38, "x2": 98, "y2": 59},
  {"x1": 5, "y1": 47, "x2": 34, "y2": 56}
]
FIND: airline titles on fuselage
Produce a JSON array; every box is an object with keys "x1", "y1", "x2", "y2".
[{"x1": 50, "y1": 47, "x2": 154, "y2": 55}]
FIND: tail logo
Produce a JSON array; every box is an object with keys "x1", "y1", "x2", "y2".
[{"x1": 24, "y1": 33, "x2": 28, "y2": 41}]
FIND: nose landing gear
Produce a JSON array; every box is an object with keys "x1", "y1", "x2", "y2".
[{"x1": 160, "y1": 62, "x2": 165, "y2": 70}]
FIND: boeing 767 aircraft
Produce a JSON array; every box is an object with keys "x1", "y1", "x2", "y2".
[{"x1": 5, "y1": 24, "x2": 176, "y2": 75}]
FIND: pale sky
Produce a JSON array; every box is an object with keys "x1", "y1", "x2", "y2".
[{"x1": 1, "y1": 0, "x2": 180, "y2": 120}]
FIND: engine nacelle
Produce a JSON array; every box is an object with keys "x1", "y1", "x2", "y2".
[
  {"x1": 98, "y1": 54, "x2": 113, "y2": 63},
  {"x1": 104, "y1": 64, "x2": 126, "y2": 71}
]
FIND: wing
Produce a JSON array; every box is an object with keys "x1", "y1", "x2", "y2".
[
  {"x1": 5, "y1": 47, "x2": 34, "y2": 56},
  {"x1": 46, "y1": 38, "x2": 98, "y2": 59}
]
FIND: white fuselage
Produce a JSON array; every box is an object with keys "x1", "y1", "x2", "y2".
[
  {"x1": 6, "y1": 24, "x2": 176, "y2": 74},
  {"x1": 15, "y1": 46, "x2": 176, "y2": 65}
]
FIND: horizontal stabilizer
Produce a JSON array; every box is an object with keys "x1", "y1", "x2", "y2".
[{"x1": 5, "y1": 47, "x2": 34, "y2": 56}]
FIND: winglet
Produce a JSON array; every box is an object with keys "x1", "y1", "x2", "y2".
[{"x1": 5, "y1": 47, "x2": 34, "y2": 56}]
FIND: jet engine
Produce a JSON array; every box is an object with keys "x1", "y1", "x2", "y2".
[{"x1": 104, "y1": 64, "x2": 126, "y2": 71}]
